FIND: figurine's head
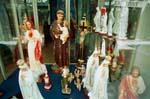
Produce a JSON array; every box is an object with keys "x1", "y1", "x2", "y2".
[
  {"x1": 101, "y1": 7, "x2": 107, "y2": 16},
  {"x1": 96, "y1": 6, "x2": 100, "y2": 11},
  {"x1": 131, "y1": 66, "x2": 140, "y2": 78},
  {"x1": 26, "y1": 19, "x2": 34, "y2": 30},
  {"x1": 17, "y1": 59, "x2": 24, "y2": 66},
  {"x1": 56, "y1": 10, "x2": 64, "y2": 21},
  {"x1": 17, "y1": 59, "x2": 28, "y2": 69}
]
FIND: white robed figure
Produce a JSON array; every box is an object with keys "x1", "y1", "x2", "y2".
[
  {"x1": 107, "y1": 8, "x2": 115, "y2": 36},
  {"x1": 21, "y1": 20, "x2": 43, "y2": 72},
  {"x1": 17, "y1": 59, "x2": 43, "y2": 99},
  {"x1": 118, "y1": 2, "x2": 129, "y2": 39},
  {"x1": 25, "y1": 29, "x2": 42, "y2": 71},
  {"x1": 94, "y1": 7, "x2": 101, "y2": 32},
  {"x1": 113, "y1": 1, "x2": 129, "y2": 39},
  {"x1": 88, "y1": 56, "x2": 111, "y2": 99},
  {"x1": 83, "y1": 49, "x2": 100, "y2": 91},
  {"x1": 100, "y1": 38, "x2": 106, "y2": 57},
  {"x1": 100, "y1": 7, "x2": 107, "y2": 33}
]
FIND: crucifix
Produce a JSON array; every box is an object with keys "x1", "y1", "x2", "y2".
[{"x1": 79, "y1": 13, "x2": 88, "y2": 33}]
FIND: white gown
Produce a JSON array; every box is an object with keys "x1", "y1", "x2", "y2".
[
  {"x1": 19, "y1": 68, "x2": 44, "y2": 99},
  {"x1": 100, "y1": 13, "x2": 107, "y2": 33},
  {"x1": 101, "y1": 38, "x2": 106, "y2": 57},
  {"x1": 25, "y1": 30, "x2": 42, "y2": 71},
  {"x1": 89, "y1": 60, "x2": 109, "y2": 99},
  {"x1": 112, "y1": 7, "x2": 122, "y2": 36},
  {"x1": 83, "y1": 50, "x2": 99, "y2": 91},
  {"x1": 94, "y1": 7, "x2": 101, "y2": 32},
  {"x1": 107, "y1": 8, "x2": 115, "y2": 36},
  {"x1": 118, "y1": 6, "x2": 129, "y2": 39}
]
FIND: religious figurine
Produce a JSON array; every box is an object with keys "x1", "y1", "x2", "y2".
[
  {"x1": 100, "y1": 38, "x2": 106, "y2": 57},
  {"x1": 79, "y1": 13, "x2": 89, "y2": 33},
  {"x1": 112, "y1": 7, "x2": 121, "y2": 37},
  {"x1": 118, "y1": 1, "x2": 129, "y2": 39},
  {"x1": 119, "y1": 50, "x2": 125, "y2": 65},
  {"x1": 50, "y1": 10, "x2": 69, "y2": 69},
  {"x1": 106, "y1": 43, "x2": 114, "y2": 57},
  {"x1": 113, "y1": 2, "x2": 129, "y2": 39},
  {"x1": 77, "y1": 59, "x2": 84, "y2": 66},
  {"x1": 17, "y1": 59, "x2": 44, "y2": 99},
  {"x1": 110, "y1": 58, "x2": 121, "y2": 82},
  {"x1": 119, "y1": 66, "x2": 146, "y2": 99},
  {"x1": 83, "y1": 48, "x2": 100, "y2": 91},
  {"x1": 43, "y1": 73, "x2": 52, "y2": 91},
  {"x1": 94, "y1": 6, "x2": 101, "y2": 32},
  {"x1": 74, "y1": 78, "x2": 83, "y2": 91},
  {"x1": 107, "y1": 8, "x2": 115, "y2": 37},
  {"x1": 58, "y1": 20, "x2": 69, "y2": 44},
  {"x1": 74, "y1": 68, "x2": 81, "y2": 78},
  {"x1": 79, "y1": 65, "x2": 86, "y2": 78},
  {"x1": 19, "y1": 19, "x2": 43, "y2": 71},
  {"x1": 100, "y1": 7, "x2": 107, "y2": 34},
  {"x1": 61, "y1": 78, "x2": 71, "y2": 94},
  {"x1": 61, "y1": 66, "x2": 71, "y2": 94},
  {"x1": 19, "y1": 13, "x2": 28, "y2": 33},
  {"x1": 88, "y1": 56, "x2": 112, "y2": 99}
]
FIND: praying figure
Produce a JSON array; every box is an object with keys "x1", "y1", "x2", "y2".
[
  {"x1": 83, "y1": 48, "x2": 100, "y2": 91},
  {"x1": 88, "y1": 56, "x2": 112, "y2": 99},
  {"x1": 17, "y1": 59, "x2": 44, "y2": 99},
  {"x1": 118, "y1": 66, "x2": 146, "y2": 99},
  {"x1": 94, "y1": 6, "x2": 101, "y2": 32}
]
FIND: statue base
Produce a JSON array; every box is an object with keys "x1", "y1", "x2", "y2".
[
  {"x1": 51, "y1": 64, "x2": 62, "y2": 74},
  {"x1": 62, "y1": 88, "x2": 71, "y2": 94},
  {"x1": 44, "y1": 85, "x2": 52, "y2": 91}
]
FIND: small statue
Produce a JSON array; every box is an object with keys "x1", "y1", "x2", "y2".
[
  {"x1": 44, "y1": 73, "x2": 52, "y2": 91},
  {"x1": 79, "y1": 13, "x2": 89, "y2": 33},
  {"x1": 107, "y1": 8, "x2": 115, "y2": 37},
  {"x1": 80, "y1": 65, "x2": 86, "y2": 78},
  {"x1": 100, "y1": 7, "x2": 107, "y2": 34},
  {"x1": 74, "y1": 68, "x2": 81, "y2": 78},
  {"x1": 58, "y1": 20, "x2": 69, "y2": 44},
  {"x1": 61, "y1": 66, "x2": 71, "y2": 94},
  {"x1": 94, "y1": 6, "x2": 101, "y2": 32},
  {"x1": 61, "y1": 78, "x2": 71, "y2": 94},
  {"x1": 74, "y1": 78, "x2": 83, "y2": 91}
]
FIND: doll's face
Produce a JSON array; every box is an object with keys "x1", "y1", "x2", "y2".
[
  {"x1": 26, "y1": 21, "x2": 32, "y2": 30},
  {"x1": 132, "y1": 68, "x2": 139, "y2": 78},
  {"x1": 57, "y1": 13, "x2": 64, "y2": 20}
]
